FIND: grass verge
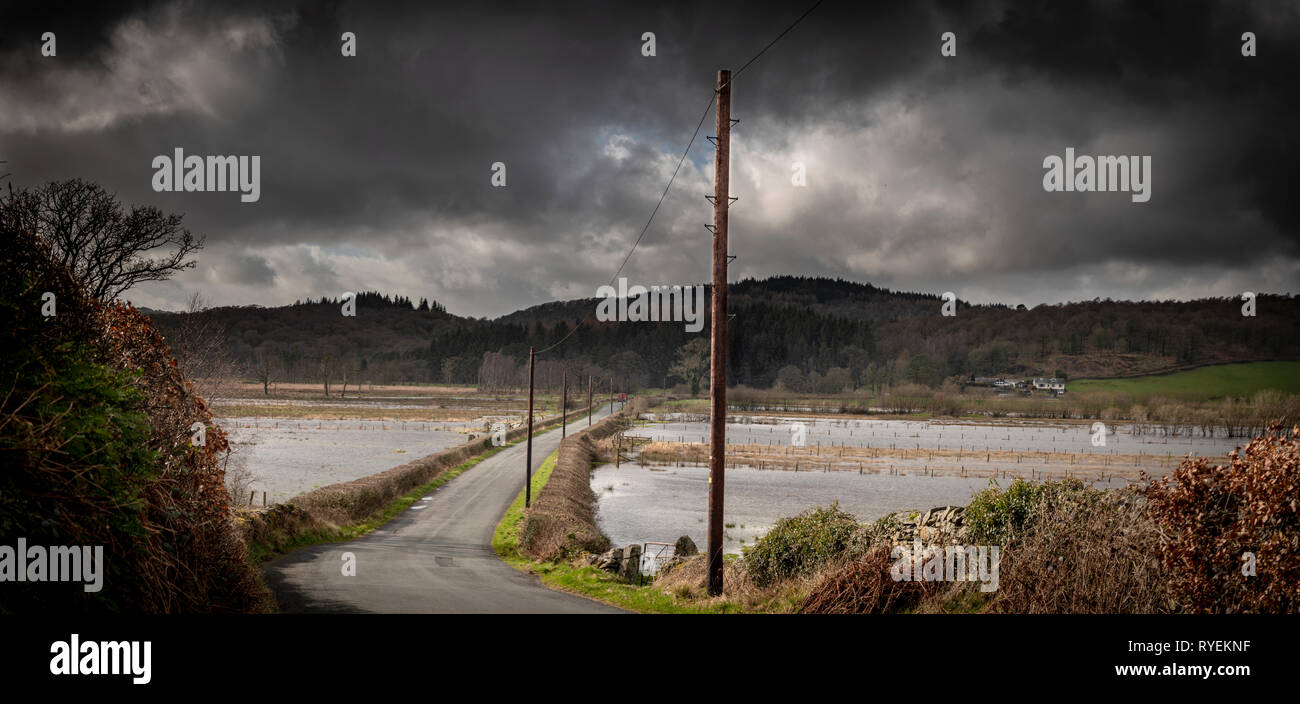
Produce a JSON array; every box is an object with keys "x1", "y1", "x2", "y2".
[{"x1": 491, "y1": 449, "x2": 736, "y2": 614}]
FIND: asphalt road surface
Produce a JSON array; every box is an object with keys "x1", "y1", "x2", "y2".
[{"x1": 265, "y1": 404, "x2": 623, "y2": 613}]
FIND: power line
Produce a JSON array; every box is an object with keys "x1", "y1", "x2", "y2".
[
  {"x1": 535, "y1": 94, "x2": 717, "y2": 358},
  {"x1": 608, "y1": 92, "x2": 717, "y2": 288},
  {"x1": 536, "y1": 0, "x2": 824, "y2": 357},
  {"x1": 725, "y1": 0, "x2": 825, "y2": 89}
]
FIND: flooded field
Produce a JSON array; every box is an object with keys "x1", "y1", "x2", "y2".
[
  {"x1": 590, "y1": 461, "x2": 1116, "y2": 557},
  {"x1": 631, "y1": 413, "x2": 1243, "y2": 456},
  {"x1": 592, "y1": 413, "x2": 1242, "y2": 556},
  {"x1": 220, "y1": 417, "x2": 478, "y2": 504},
  {"x1": 218, "y1": 397, "x2": 530, "y2": 411},
  {"x1": 626, "y1": 413, "x2": 1242, "y2": 480}
]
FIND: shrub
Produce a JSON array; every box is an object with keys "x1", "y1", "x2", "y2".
[
  {"x1": 965, "y1": 478, "x2": 1091, "y2": 545},
  {"x1": 964, "y1": 479, "x2": 1045, "y2": 544},
  {"x1": 744, "y1": 504, "x2": 859, "y2": 587},
  {"x1": 844, "y1": 512, "x2": 902, "y2": 561},
  {"x1": 0, "y1": 221, "x2": 267, "y2": 612},
  {"x1": 1144, "y1": 423, "x2": 1300, "y2": 613},
  {"x1": 0, "y1": 304, "x2": 159, "y2": 611},
  {"x1": 991, "y1": 487, "x2": 1171, "y2": 613},
  {"x1": 1, "y1": 225, "x2": 162, "y2": 612}
]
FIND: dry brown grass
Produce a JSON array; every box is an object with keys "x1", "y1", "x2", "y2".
[
  {"x1": 800, "y1": 546, "x2": 938, "y2": 614},
  {"x1": 653, "y1": 554, "x2": 814, "y2": 612},
  {"x1": 796, "y1": 486, "x2": 1171, "y2": 614},
  {"x1": 988, "y1": 488, "x2": 1172, "y2": 613}
]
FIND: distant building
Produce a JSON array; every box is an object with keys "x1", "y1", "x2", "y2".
[
  {"x1": 1032, "y1": 377, "x2": 1066, "y2": 393},
  {"x1": 972, "y1": 377, "x2": 1032, "y2": 391}
]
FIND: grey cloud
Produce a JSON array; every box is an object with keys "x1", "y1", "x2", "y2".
[
  {"x1": 1, "y1": 0, "x2": 1295, "y2": 317},
  {"x1": 220, "y1": 252, "x2": 277, "y2": 286}
]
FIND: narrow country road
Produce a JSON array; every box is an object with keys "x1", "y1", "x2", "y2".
[{"x1": 264, "y1": 404, "x2": 623, "y2": 613}]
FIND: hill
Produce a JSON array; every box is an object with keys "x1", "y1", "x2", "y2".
[{"x1": 148, "y1": 276, "x2": 1300, "y2": 392}]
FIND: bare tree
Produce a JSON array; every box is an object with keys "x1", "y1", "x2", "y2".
[
  {"x1": 478, "y1": 351, "x2": 518, "y2": 391},
  {"x1": 171, "y1": 293, "x2": 240, "y2": 403},
  {"x1": 1, "y1": 178, "x2": 203, "y2": 300},
  {"x1": 319, "y1": 354, "x2": 335, "y2": 397},
  {"x1": 340, "y1": 362, "x2": 353, "y2": 398},
  {"x1": 251, "y1": 347, "x2": 278, "y2": 396},
  {"x1": 223, "y1": 450, "x2": 256, "y2": 506}
]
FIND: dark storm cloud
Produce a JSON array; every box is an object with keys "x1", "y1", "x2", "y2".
[
  {"x1": 0, "y1": 1, "x2": 158, "y2": 60},
  {"x1": 0, "y1": 0, "x2": 1296, "y2": 315}
]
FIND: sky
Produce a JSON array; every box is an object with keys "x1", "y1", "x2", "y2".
[{"x1": 2, "y1": 0, "x2": 1297, "y2": 317}]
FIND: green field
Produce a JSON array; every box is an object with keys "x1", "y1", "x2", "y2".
[{"x1": 1070, "y1": 361, "x2": 1300, "y2": 398}]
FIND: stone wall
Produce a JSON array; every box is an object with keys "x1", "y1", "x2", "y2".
[{"x1": 887, "y1": 505, "x2": 970, "y2": 544}]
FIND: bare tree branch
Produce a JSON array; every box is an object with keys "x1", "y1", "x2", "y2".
[{"x1": 0, "y1": 178, "x2": 203, "y2": 301}]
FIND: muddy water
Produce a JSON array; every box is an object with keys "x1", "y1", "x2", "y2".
[
  {"x1": 221, "y1": 417, "x2": 477, "y2": 504},
  {"x1": 590, "y1": 461, "x2": 1034, "y2": 557}
]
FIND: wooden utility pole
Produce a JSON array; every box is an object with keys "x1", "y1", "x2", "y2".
[
  {"x1": 525, "y1": 346, "x2": 535, "y2": 508},
  {"x1": 706, "y1": 69, "x2": 731, "y2": 597},
  {"x1": 561, "y1": 368, "x2": 568, "y2": 438},
  {"x1": 587, "y1": 375, "x2": 593, "y2": 426}
]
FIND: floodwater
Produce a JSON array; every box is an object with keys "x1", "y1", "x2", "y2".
[
  {"x1": 631, "y1": 413, "x2": 1243, "y2": 458},
  {"x1": 591, "y1": 461, "x2": 1017, "y2": 557},
  {"x1": 220, "y1": 417, "x2": 477, "y2": 504},
  {"x1": 219, "y1": 397, "x2": 528, "y2": 413},
  {"x1": 596, "y1": 413, "x2": 1240, "y2": 556}
]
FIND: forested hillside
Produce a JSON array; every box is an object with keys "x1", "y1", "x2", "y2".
[{"x1": 148, "y1": 276, "x2": 1300, "y2": 392}]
